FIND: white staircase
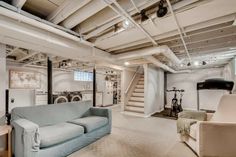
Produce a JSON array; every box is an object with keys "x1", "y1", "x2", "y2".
[{"x1": 125, "y1": 75, "x2": 145, "y2": 114}]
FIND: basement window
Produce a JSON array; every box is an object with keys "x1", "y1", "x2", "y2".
[{"x1": 74, "y1": 71, "x2": 93, "y2": 81}]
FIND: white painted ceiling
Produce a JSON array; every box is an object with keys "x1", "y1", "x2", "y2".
[{"x1": 1, "y1": 0, "x2": 236, "y2": 71}]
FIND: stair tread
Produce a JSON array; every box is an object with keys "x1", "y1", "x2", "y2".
[{"x1": 125, "y1": 108, "x2": 144, "y2": 114}]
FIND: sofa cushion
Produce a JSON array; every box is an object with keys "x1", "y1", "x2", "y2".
[
  {"x1": 68, "y1": 116, "x2": 108, "y2": 133},
  {"x1": 39, "y1": 123, "x2": 84, "y2": 148},
  {"x1": 189, "y1": 123, "x2": 197, "y2": 139},
  {"x1": 11, "y1": 101, "x2": 92, "y2": 127}
]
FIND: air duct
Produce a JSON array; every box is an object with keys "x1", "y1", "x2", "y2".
[
  {"x1": 145, "y1": 56, "x2": 191, "y2": 73},
  {"x1": 114, "y1": 45, "x2": 181, "y2": 64}
]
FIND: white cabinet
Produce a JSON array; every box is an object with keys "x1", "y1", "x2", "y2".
[
  {"x1": 82, "y1": 92, "x2": 103, "y2": 106},
  {"x1": 82, "y1": 93, "x2": 93, "y2": 101}
]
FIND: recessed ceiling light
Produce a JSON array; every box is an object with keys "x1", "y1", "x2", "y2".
[
  {"x1": 180, "y1": 63, "x2": 184, "y2": 67},
  {"x1": 123, "y1": 20, "x2": 130, "y2": 29},
  {"x1": 124, "y1": 62, "x2": 130, "y2": 66},
  {"x1": 194, "y1": 61, "x2": 200, "y2": 66}
]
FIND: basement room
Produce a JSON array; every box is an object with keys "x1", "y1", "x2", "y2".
[{"x1": 0, "y1": 0, "x2": 236, "y2": 157}]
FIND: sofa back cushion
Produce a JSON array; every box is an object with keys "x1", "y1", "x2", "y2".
[
  {"x1": 211, "y1": 94, "x2": 236, "y2": 122},
  {"x1": 11, "y1": 100, "x2": 92, "y2": 127}
]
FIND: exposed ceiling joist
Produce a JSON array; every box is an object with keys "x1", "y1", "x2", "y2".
[
  {"x1": 107, "y1": 14, "x2": 236, "y2": 53},
  {"x1": 7, "y1": 47, "x2": 19, "y2": 56},
  {"x1": 106, "y1": 0, "x2": 158, "y2": 46},
  {"x1": 17, "y1": 51, "x2": 38, "y2": 62},
  {"x1": 83, "y1": 0, "x2": 161, "y2": 39},
  {"x1": 166, "y1": 0, "x2": 191, "y2": 61},
  {"x1": 23, "y1": 58, "x2": 46, "y2": 66},
  {"x1": 47, "y1": 0, "x2": 92, "y2": 24},
  {"x1": 177, "y1": 40, "x2": 236, "y2": 55},
  {"x1": 95, "y1": 0, "x2": 236, "y2": 50},
  {"x1": 12, "y1": 0, "x2": 26, "y2": 9},
  {"x1": 61, "y1": 0, "x2": 111, "y2": 29}
]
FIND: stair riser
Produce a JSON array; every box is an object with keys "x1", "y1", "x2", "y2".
[
  {"x1": 130, "y1": 97, "x2": 144, "y2": 102},
  {"x1": 128, "y1": 102, "x2": 144, "y2": 108},
  {"x1": 136, "y1": 85, "x2": 144, "y2": 89},
  {"x1": 125, "y1": 106, "x2": 144, "y2": 113},
  {"x1": 138, "y1": 81, "x2": 144, "y2": 85},
  {"x1": 134, "y1": 89, "x2": 144, "y2": 93},
  {"x1": 132, "y1": 93, "x2": 144, "y2": 97}
]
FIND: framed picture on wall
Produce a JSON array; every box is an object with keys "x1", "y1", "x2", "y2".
[{"x1": 9, "y1": 70, "x2": 41, "y2": 89}]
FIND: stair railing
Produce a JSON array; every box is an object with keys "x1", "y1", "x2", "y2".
[{"x1": 125, "y1": 66, "x2": 140, "y2": 95}]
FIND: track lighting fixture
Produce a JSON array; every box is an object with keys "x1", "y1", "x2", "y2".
[
  {"x1": 233, "y1": 18, "x2": 236, "y2": 26},
  {"x1": 140, "y1": 10, "x2": 149, "y2": 22},
  {"x1": 157, "y1": 0, "x2": 168, "y2": 18},
  {"x1": 202, "y1": 61, "x2": 207, "y2": 65}
]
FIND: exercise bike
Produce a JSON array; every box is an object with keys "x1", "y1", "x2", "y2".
[{"x1": 166, "y1": 87, "x2": 184, "y2": 117}]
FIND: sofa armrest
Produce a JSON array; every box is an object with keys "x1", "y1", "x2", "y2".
[
  {"x1": 12, "y1": 119, "x2": 40, "y2": 157},
  {"x1": 90, "y1": 107, "x2": 112, "y2": 132},
  {"x1": 197, "y1": 121, "x2": 236, "y2": 157},
  {"x1": 178, "y1": 110, "x2": 207, "y2": 121}
]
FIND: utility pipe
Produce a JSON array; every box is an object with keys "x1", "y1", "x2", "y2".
[
  {"x1": 130, "y1": 0, "x2": 140, "y2": 13},
  {"x1": 104, "y1": 0, "x2": 158, "y2": 46},
  {"x1": 146, "y1": 56, "x2": 176, "y2": 73},
  {"x1": 114, "y1": 45, "x2": 181, "y2": 64},
  {"x1": 145, "y1": 56, "x2": 191, "y2": 73},
  {"x1": 166, "y1": 0, "x2": 192, "y2": 62}
]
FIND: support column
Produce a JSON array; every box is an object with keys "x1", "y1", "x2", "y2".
[
  {"x1": 0, "y1": 44, "x2": 6, "y2": 117},
  {"x1": 47, "y1": 57, "x2": 53, "y2": 104},
  {"x1": 93, "y1": 67, "x2": 96, "y2": 107}
]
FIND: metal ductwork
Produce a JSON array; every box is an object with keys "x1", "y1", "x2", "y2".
[{"x1": 114, "y1": 45, "x2": 181, "y2": 65}]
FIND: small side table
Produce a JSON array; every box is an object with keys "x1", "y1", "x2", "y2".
[{"x1": 0, "y1": 125, "x2": 12, "y2": 157}]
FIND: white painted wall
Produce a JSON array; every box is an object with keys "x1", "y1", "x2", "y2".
[
  {"x1": 6, "y1": 65, "x2": 106, "y2": 110},
  {"x1": 0, "y1": 44, "x2": 6, "y2": 149},
  {"x1": 167, "y1": 68, "x2": 227, "y2": 111},
  {"x1": 224, "y1": 58, "x2": 236, "y2": 92},
  {"x1": 0, "y1": 44, "x2": 6, "y2": 117},
  {"x1": 144, "y1": 64, "x2": 164, "y2": 116}
]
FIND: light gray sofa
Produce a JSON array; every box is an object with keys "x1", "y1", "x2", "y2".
[{"x1": 11, "y1": 100, "x2": 112, "y2": 157}]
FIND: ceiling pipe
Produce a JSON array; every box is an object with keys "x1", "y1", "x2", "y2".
[
  {"x1": 130, "y1": 0, "x2": 140, "y2": 13},
  {"x1": 61, "y1": 0, "x2": 111, "y2": 29},
  {"x1": 84, "y1": 0, "x2": 160, "y2": 39},
  {"x1": 166, "y1": 0, "x2": 192, "y2": 62},
  {"x1": 47, "y1": 0, "x2": 92, "y2": 24},
  {"x1": 104, "y1": 0, "x2": 158, "y2": 46},
  {"x1": 12, "y1": 0, "x2": 26, "y2": 9},
  {"x1": 145, "y1": 56, "x2": 190, "y2": 73},
  {"x1": 114, "y1": 45, "x2": 181, "y2": 64},
  {"x1": 95, "y1": 0, "x2": 202, "y2": 44}
]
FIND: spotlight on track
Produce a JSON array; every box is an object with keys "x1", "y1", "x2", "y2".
[
  {"x1": 202, "y1": 61, "x2": 207, "y2": 65},
  {"x1": 157, "y1": 0, "x2": 168, "y2": 18},
  {"x1": 187, "y1": 62, "x2": 191, "y2": 66},
  {"x1": 141, "y1": 10, "x2": 149, "y2": 22},
  {"x1": 233, "y1": 18, "x2": 236, "y2": 26}
]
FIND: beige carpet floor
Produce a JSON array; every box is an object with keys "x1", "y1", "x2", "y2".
[{"x1": 69, "y1": 106, "x2": 197, "y2": 157}]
